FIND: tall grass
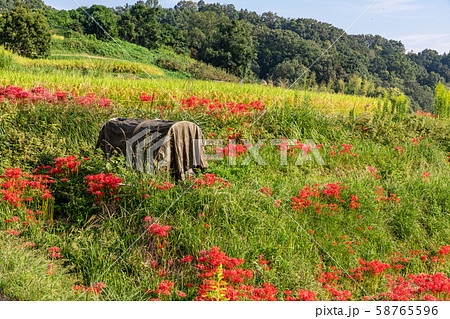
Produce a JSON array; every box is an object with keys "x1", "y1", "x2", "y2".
[
  {"x1": 0, "y1": 46, "x2": 14, "y2": 69},
  {"x1": 0, "y1": 69, "x2": 448, "y2": 300},
  {"x1": 14, "y1": 55, "x2": 165, "y2": 76},
  {"x1": 0, "y1": 67, "x2": 381, "y2": 115},
  {"x1": 435, "y1": 82, "x2": 450, "y2": 119}
]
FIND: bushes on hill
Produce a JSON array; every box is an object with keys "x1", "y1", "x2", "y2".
[{"x1": 0, "y1": 2, "x2": 51, "y2": 58}]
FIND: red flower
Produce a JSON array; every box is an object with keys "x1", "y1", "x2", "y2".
[{"x1": 180, "y1": 255, "x2": 194, "y2": 262}]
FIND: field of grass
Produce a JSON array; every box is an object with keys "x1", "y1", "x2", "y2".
[
  {"x1": 14, "y1": 54, "x2": 165, "y2": 76},
  {"x1": 0, "y1": 59, "x2": 449, "y2": 301}
]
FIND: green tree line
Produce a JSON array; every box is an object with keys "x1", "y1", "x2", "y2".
[{"x1": 2, "y1": 0, "x2": 449, "y2": 112}]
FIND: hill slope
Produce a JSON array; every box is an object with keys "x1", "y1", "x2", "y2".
[{"x1": 0, "y1": 66, "x2": 448, "y2": 300}]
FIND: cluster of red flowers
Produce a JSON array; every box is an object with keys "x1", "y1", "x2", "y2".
[
  {"x1": 415, "y1": 110, "x2": 436, "y2": 117},
  {"x1": 0, "y1": 86, "x2": 111, "y2": 108},
  {"x1": 74, "y1": 282, "x2": 107, "y2": 295},
  {"x1": 412, "y1": 136, "x2": 424, "y2": 146},
  {"x1": 394, "y1": 146, "x2": 405, "y2": 155},
  {"x1": 85, "y1": 173, "x2": 122, "y2": 201},
  {"x1": 275, "y1": 139, "x2": 317, "y2": 157},
  {"x1": 366, "y1": 166, "x2": 381, "y2": 179},
  {"x1": 192, "y1": 174, "x2": 230, "y2": 189},
  {"x1": 48, "y1": 156, "x2": 82, "y2": 175},
  {"x1": 422, "y1": 171, "x2": 430, "y2": 182},
  {"x1": 141, "y1": 180, "x2": 174, "y2": 198},
  {"x1": 358, "y1": 258, "x2": 391, "y2": 276},
  {"x1": 48, "y1": 246, "x2": 63, "y2": 259},
  {"x1": 439, "y1": 246, "x2": 450, "y2": 256},
  {"x1": 258, "y1": 254, "x2": 270, "y2": 270},
  {"x1": 178, "y1": 96, "x2": 265, "y2": 121},
  {"x1": 291, "y1": 183, "x2": 352, "y2": 215},
  {"x1": 446, "y1": 153, "x2": 450, "y2": 162},
  {"x1": 283, "y1": 289, "x2": 317, "y2": 301},
  {"x1": 380, "y1": 273, "x2": 450, "y2": 301},
  {"x1": 374, "y1": 186, "x2": 400, "y2": 204},
  {"x1": 144, "y1": 216, "x2": 172, "y2": 237},
  {"x1": 149, "y1": 180, "x2": 174, "y2": 190},
  {"x1": 0, "y1": 167, "x2": 53, "y2": 207},
  {"x1": 260, "y1": 187, "x2": 272, "y2": 196},
  {"x1": 215, "y1": 141, "x2": 249, "y2": 158},
  {"x1": 349, "y1": 194, "x2": 360, "y2": 209},
  {"x1": 139, "y1": 93, "x2": 156, "y2": 102},
  {"x1": 196, "y1": 247, "x2": 282, "y2": 301},
  {"x1": 146, "y1": 281, "x2": 175, "y2": 296},
  {"x1": 330, "y1": 144, "x2": 358, "y2": 157}
]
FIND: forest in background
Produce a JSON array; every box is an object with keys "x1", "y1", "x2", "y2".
[{"x1": 1, "y1": 0, "x2": 450, "y2": 112}]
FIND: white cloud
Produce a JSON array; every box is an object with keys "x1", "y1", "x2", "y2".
[{"x1": 396, "y1": 34, "x2": 450, "y2": 54}]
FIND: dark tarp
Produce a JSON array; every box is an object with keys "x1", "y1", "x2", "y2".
[{"x1": 96, "y1": 118, "x2": 208, "y2": 180}]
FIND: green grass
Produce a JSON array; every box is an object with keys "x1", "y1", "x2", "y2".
[{"x1": 0, "y1": 65, "x2": 449, "y2": 300}]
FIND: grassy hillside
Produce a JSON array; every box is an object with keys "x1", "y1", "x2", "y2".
[
  {"x1": 49, "y1": 32, "x2": 239, "y2": 82},
  {"x1": 0, "y1": 60, "x2": 449, "y2": 300}
]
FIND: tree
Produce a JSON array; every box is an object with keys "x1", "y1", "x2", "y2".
[
  {"x1": 0, "y1": 1, "x2": 51, "y2": 57},
  {"x1": 117, "y1": 2, "x2": 161, "y2": 49},
  {"x1": 200, "y1": 18, "x2": 255, "y2": 76},
  {"x1": 271, "y1": 58, "x2": 308, "y2": 85},
  {"x1": 80, "y1": 5, "x2": 118, "y2": 41},
  {"x1": 0, "y1": 0, "x2": 46, "y2": 11}
]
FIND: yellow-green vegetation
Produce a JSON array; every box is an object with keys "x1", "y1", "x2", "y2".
[
  {"x1": 14, "y1": 54, "x2": 165, "y2": 76},
  {"x1": 0, "y1": 66, "x2": 379, "y2": 115},
  {"x1": 0, "y1": 58, "x2": 448, "y2": 301},
  {"x1": 0, "y1": 232, "x2": 77, "y2": 301}
]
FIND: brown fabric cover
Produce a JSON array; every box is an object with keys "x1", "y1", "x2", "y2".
[{"x1": 96, "y1": 118, "x2": 208, "y2": 180}]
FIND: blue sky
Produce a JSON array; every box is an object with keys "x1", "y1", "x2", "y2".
[{"x1": 45, "y1": 0, "x2": 450, "y2": 54}]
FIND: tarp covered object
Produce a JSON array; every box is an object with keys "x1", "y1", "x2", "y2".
[{"x1": 96, "y1": 118, "x2": 208, "y2": 180}]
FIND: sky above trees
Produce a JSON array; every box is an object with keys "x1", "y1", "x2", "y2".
[{"x1": 44, "y1": 0, "x2": 449, "y2": 54}]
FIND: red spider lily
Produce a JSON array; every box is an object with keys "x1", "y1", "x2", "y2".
[
  {"x1": 4, "y1": 216, "x2": 19, "y2": 223},
  {"x1": 48, "y1": 156, "x2": 81, "y2": 175},
  {"x1": 6, "y1": 229, "x2": 20, "y2": 235},
  {"x1": 48, "y1": 247, "x2": 62, "y2": 259},
  {"x1": 349, "y1": 194, "x2": 360, "y2": 209},
  {"x1": 366, "y1": 166, "x2": 381, "y2": 178},
  {"x1": 416, "y1": 111, "x2": 435, "y2": 118},
  {"x1": 284, "y1": 289, "x2": 317, "y2": 301},
  {"x1": 258, "y1": 255, "x2": 270, "y2": 270},
  {"x1": 179, "y1": 96, "x2": 265, "y2": 121},
  {"x1": 192, "y1": 174, "x2": 230, "y2": 189},
  {"x1": 394, "y1": 146, "x2": 405, "y2": 155},
  {"x1": 139, "y1": 93, "x2": 156, "y2": 102},
  {"x1": 0, "y1": 85, "x2": 111, "y2": 108},
  {"x1": 0, "y1": 167, "x2": 54, "y2": 207},
  {"x1": 439, "y1": 246, "x2": 450, "y2": 256},
  {"x1": 374, "y1": 187, "x2": 401, "y2": 204},
  {"x1": 358, "y1": 259, "x2": 391, "y2": 276},
  {"x1": 74, "y1": 282, "x2": 106, "y2": 295},
  {"x1": 145, "y1": 217, "x2": 172, "y2": 237},
  {"x1": 149, "y1": 180, "x2": 174, "y2": 190},
  {"x1": 260, "y1": 187, "x2": 272, "y2": 196},
  {"x1": 215, "y1": 141, "x2": 249, "y2": 158},
  {"x1": 180, "y1": 255, "x2": 194, "y2": 262},
  {"x1": 330, "y1": 144, "x2": 358, "y2": 157},
  {"x1": 146, "y1": 281, "x2": 174, "y2": 295},
  {"x1": 85, "y1": 173, "x2": 122, "y2": 201}
]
